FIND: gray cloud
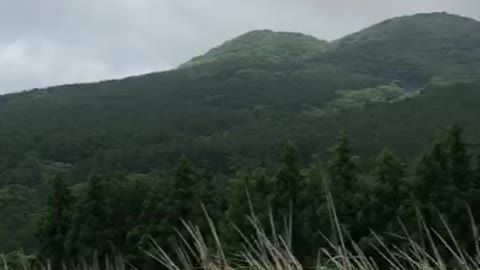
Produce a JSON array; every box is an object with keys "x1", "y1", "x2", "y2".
[{"x1": 0, "y1": 0, "x2": 479, "y2": 93}]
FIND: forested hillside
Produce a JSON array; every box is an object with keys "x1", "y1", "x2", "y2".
[{"x1": 1, "y1": 12, "x2": 480, "y2": 267}]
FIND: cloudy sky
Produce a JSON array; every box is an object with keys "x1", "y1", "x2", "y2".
[{"x1": 0, "y1": 0, "x2": 479, "y2": 94}]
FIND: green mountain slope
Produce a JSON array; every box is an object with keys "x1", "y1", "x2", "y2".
[
  {"x1": 324, "y1": 12, "x2": 480, "y2": 87},
  {"x1": 1, "y1": 12, "x2": 480, "y2": 252},
  {"x1": 180, "y1": 30, "x2": 329, "y2": 69}
]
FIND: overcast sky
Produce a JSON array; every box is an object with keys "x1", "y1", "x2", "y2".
[{"x1": 0, "y1": 0, "x2": 479, "y2": 94}]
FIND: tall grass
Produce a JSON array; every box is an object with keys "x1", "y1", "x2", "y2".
[
  {"x1": 145, "y1": 196, "x2": 480, "y2": 270},
  {"x1": 3, "y1": 196, "x2": 479, "y2": 270}
]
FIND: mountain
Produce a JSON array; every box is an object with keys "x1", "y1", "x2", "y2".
[
  {"x1": 1, "y1": 12, "x2": 480, "y2": 252},
  {"x1": 180, "y1": 30, "x2": 329, "y2": 69},
  {"x1": 325, "y1": 12, "x2": 480, "y2": 87}
]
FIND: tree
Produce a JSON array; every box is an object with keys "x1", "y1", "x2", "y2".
[
  {"x1": 272, "y1": 141, "x2": 302, "y2": 217},
  {"x1": 166, "y1": 156, "x2": 199, "y2": 228},
  {"x1": 65, "y1": 176, "x2": 110, "y2": 260},
  {"x1": 270, "y1": 142, "x2": 304, "y2": 253},
  {"x1": 36, "y1": 175, "x2": 74, "y2": 266},
  {"x1": 326, "y1": 132, "x2": 363, "y2": 240},
  {"x1": 223, "y1": 168, "x2": 272, "y2": 249},
  {"x1": 327, "y1": 132, "x2": 357, "y2": 195},
  {"x1": 443, "y1": 125, "x2": 475, "y2": 247},
  {"x1": 414, "y1": 140, "x2": 452, "y2": 208},
  {"x1": 412, "y1": 125, "x2": 473, "y2": 250},
  {"x1": 368, "y1": 149, "x2": 408, "y2": 232},
  {"x1": 297, "y1": 161, "x2": 327, "y2": 263},
  {"x1": 414, "y1": 125, "x2": 471, "y2": 216},
  {"x1": 196, "y1": 167, "x2": 226, "y2": 233},
  {"x1": 131, "y1": 186, "x2": 168, "y2": 269},
  {"x1": 141, "y1": 156, "x2": 199, "y2": 251},
  {"x1": 445, "y1": 124, "x2": 471, "y2": 191}
]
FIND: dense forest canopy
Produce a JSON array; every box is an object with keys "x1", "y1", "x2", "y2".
[{"x1": 1, "y1": 12, "x2": 480, "y2": 268}]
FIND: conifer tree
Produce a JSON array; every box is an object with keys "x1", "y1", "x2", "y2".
[
  {"x1": 445, "y1": 124, "x2": 471, "y2": 191},
  {"x1": 413, "y1": 126, "x2": 472, "y2": 244},
  {"x1": 141, "y1": 155, "x2": 199, "y2": 252},
  {"x1": 197, "y1": 167, "x2": 224, "y2": 224},
  {"x1": 166, "y1": 156, "x2": 198, "y2": 226},
  {"x1": 66, "y1": 176, "x2": 110, "y2": 260},
  {"x1": 326, "y1": 132, "x2": 362, "y2": 240},
  {"x1": 37, "y1": 175, "x2": 74, "y2": 266},
  {"x1": 297, "y1": 161, "x2": 326, "y2": 262},
  {"x1": 223, "y1": 168, "x2": 271, "y2": 248},
  {"x1": 414, "y1": 140, "x2": 451, "y2": 207},
  {"x1": 327, "y1": 132, "x2": 357, "y2": 195},
  {"x1": 273, "y1": 141, "x2": 302, "y2": 217},
  {"x1": 369, "y1": 149, "x2": 408, "y2": 231}
]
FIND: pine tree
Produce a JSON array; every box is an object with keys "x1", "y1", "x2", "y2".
[
  {"x1": 327, "y1": 132, "x2": 357, "y2": 195},
  {"x1": 36, "y1": 175, "x2": 74, "y2": 266},
  {"x1": 167, "y1": 156, "x2": 198, "y2": 227},
  {"x1": 144, "y1": 156, "x2": 199, "y2": 248},
  {"x1": 414, "y1": 125, "x2": 471, "y2": 215},
  {"x1": 273, "y1": 141, "x2": 302, "y2": 217},
  {"x1": 197, "y1": 167, "x2": 224, "y2": 224},
  {"x1": 270, "y1": 142, "x2": 304, "y2": 253},
  {"x1": 326, "y1": 132, "x2": 362, "y2": 240},
  {"x1": 443, "y1": 125, "x2": 475, "y2": 247},
  {"x1": 298, "y1": 161, "x2": 326, "y2": 263},
  {"x1": 223, "y1": 170, "x2": 254, "y2": 246},
  {"x1": 133, "y1": 187, "x2": 167, "y2": 269},
  {"x1": 414, "y1": 140, "x2": 451, "y2": 208},
  {"x1": 445, "y1": 124, "x2": 471, "y2": 191},
  {"x1": 223, "y1": 168, "x2": 271, "y2": 248},
  {"x1": 413, "y1": 126, "x2": 472, "y2": 247},
  {"x1": 66, "y1": 176, "x2": 110, "y2": 260},
  {"x1": 369, "y1": 149, "x2": 408, "y2": 231}
]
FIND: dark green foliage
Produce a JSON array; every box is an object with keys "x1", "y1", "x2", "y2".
[
  {"x1": 445, "y1": 124, "x2": 472, "y2": 191},
  {"x1": 14, "y1": 125, "x2": 480, "y2": 268},
  {"x1": 326, "y1": 13, "x2": 480, "y2": 87},
  {"x1": 368, "y1": 150, "x2": 408, "y2": 232},
  {"x1": 297, "y1": 161, "x2": 326, "y2": 263},
  {"x1": 0, "y1": 185, "x2": 41, "y2": 252},
  {"x1": 66, "y1": 176, "x2": 110, "y2": 259},
  {"x1": 165, "y1": 157, "x2": 199, "y2": 229},
  {"x1": 196, "y1": 167, "x2": 226, "y2": 233},
  {"x1": 326, "y1": 133, "x2": 364, "y2": 240},
  {"x1": 272, "y1": 142, "x2": 302, "y2": 217},
  {"x1": 271, "y1": 142, "x2": 304, "y2": 253},
  {"x1": 414, "y1": 125, "x2": 471, "y2": 216},
  {"x1": 36, "y1": 175, "x2": 74, "y2": 266},
  {"x1": 223, "y1": 168, "x2": 272, "y2": 246},
  {"x1": 181, "y1": 30, "x2": 329, "y2": 70},
  {"x1": 2, "y1": 12, "x2": 480, "y2": 267},
  {"x1": 327, "y1": 132, "x2": 357, "y2": 195}
]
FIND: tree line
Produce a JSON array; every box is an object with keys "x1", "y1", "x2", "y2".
[{"x1": 35, "y1": 124, "x2": 480, "y2": 268}]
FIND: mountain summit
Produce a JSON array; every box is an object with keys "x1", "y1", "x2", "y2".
[
  {"x1": 326, "y1": 12, "x2": 480, "y2": 85},
  {"x1": 179, "y1": 12, "x2": 480, "y2": 86}
]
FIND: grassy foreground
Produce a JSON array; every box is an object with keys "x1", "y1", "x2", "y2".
[{"x1": 3, "y1": 195, "x2": 480, "y2": 270}]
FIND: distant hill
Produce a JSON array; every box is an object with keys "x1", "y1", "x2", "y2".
[
  {"x1": 180, "y1": 30, "x2": 329, "y2": 69},
  {"x1": 325, "y1": 12, "x2": 480, "y2": 87},
  {"x1": 1, "y1": 12, "x2": 480, "y2": 252}
]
